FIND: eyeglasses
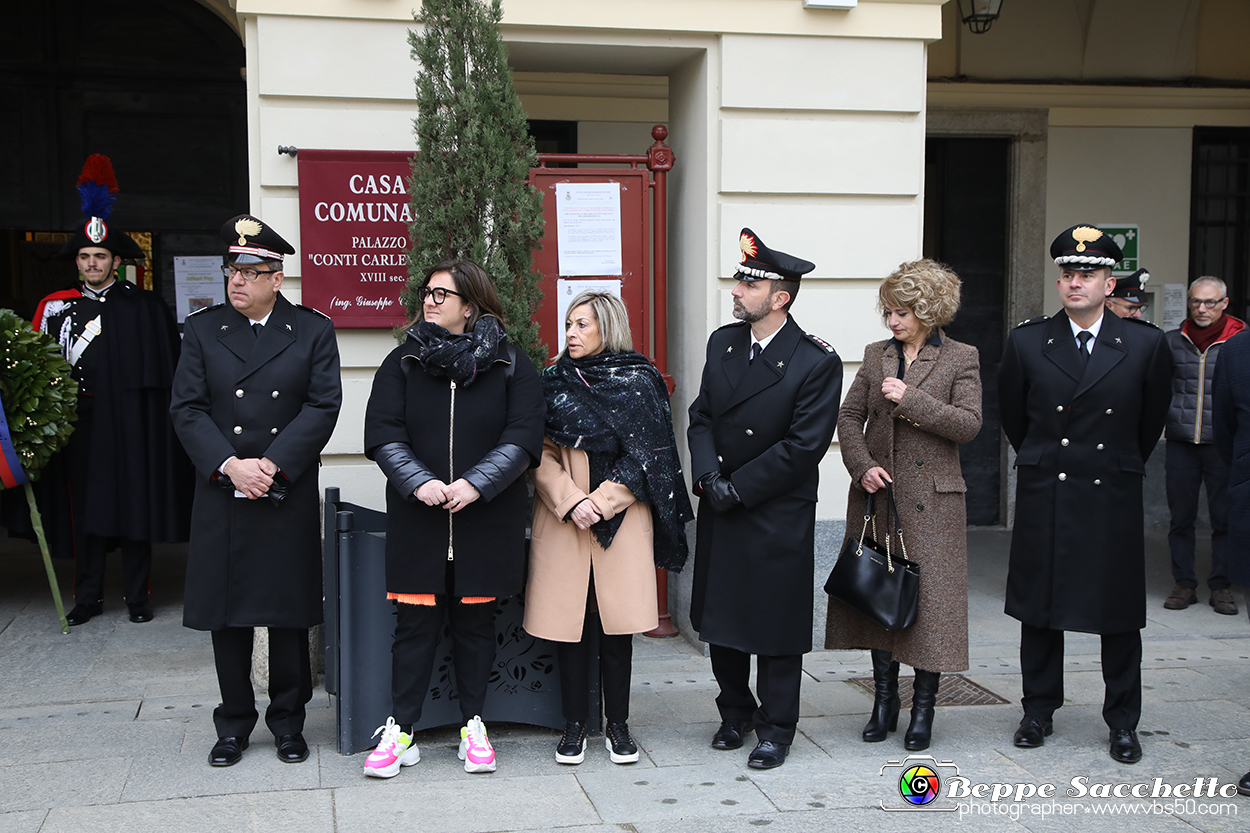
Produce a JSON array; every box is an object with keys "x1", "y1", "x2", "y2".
[
  {"x1": 222, "y1": 265, "x2": 280, "y2": 282},
  {"x1": 418, "y1": 286, "x2": 467, "y2": 305},
  {"x1": 1188, "y1": 297, "x2": 1226, "y2": 309},
  {"x1": 1109, "y1": 299, "x2": 1149, "y2": 313}
]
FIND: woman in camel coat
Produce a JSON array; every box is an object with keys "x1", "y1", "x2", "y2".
[
  {"x1": 826, "y1": 259, "x2": 982, "y2": 752},
  {"x1": 524, "y1": 291, "x2": 692, "y2": 767}
]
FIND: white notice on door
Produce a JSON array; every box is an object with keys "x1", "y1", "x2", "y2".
[
  {"x1": 555, "y1": 182, "x2": 623, "y2": 277},
  {"x1": 173, "y1": 256, "x2": 227, "y2": 323}
]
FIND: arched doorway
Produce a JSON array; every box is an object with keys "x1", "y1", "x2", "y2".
[{"x1": 0, "y1": 0, "x2": 247, "y2": 319}]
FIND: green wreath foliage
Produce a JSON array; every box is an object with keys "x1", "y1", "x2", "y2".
[{"x1": 0, "y1": 309, "x2": 78, "y2": 487}]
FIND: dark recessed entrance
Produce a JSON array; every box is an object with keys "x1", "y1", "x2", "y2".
[
  {"x1": 0, "y1": 0, "x2": 248, "y2": 319},
  {"x1": 923, "y1": 136, "x2": 1011, "y2": 526}
]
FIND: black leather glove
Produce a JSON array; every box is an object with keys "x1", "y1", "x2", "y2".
[
  {"x1": 211, "y1": 468, "x2": 289, "y2": 506},
  {"x1": 266, "y1": 471, "x2": 290, "y2": 507},
  {"x1": 698, "y1": 472, "x2": 741, "y2": 513}
]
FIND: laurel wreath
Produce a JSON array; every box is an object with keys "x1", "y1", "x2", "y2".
[{"x1": 0, "y1": 309, "x2": 78, "y2": 485}]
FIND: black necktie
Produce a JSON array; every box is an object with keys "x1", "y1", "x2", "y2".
[
  {"x1": 750, "y1": 343, "x2": 762, "y2": 364},
  {"x1": 1077, "y1": 331, "x2": 1092, "y2": 369},
  {"x1": 253, "y1": 322, "x2": 264, "y2": 338}
]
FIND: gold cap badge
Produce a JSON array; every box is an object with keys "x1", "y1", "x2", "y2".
[{"x1": 234, "y1": 218, "x2": 263, "y2": 246}]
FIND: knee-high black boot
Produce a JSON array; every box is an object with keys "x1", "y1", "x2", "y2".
[
  {"x1": 862, "y1": 649, "x2": 901, "y2": 742},
  {"x1": 904, "y1": 669, "x2": 941, "y2": 751}
]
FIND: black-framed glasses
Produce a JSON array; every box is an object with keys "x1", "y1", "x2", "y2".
[
  {"x1": 1188, "y1": 297, "x2": 1226, "y2": 309},
  {"x1": 418, "y1": 286, "x2": 467, "y2": 305},
  {"x1": 222, "y1": 265, "x2": 280, "y2": 282}
]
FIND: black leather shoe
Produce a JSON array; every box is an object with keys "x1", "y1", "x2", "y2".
[
  {"x1": 711, "y1": 719, "x2": 753, "y2": 750},
  {"x1": 128, "y1": 604, "x2": 153, "y2": 623},
  {"x1": 65, "y1": 602, "x2": 103, "y2": 626},
  {"x1": 209, "y1": 736, "x2": 248, "y2": 767},
  {"x1": 1109, "y1": 728, "x2": 1142, "y2": 764},
  {"x1": 275, "y1": 733, "x2": 309, "y2": 763},
  {"x1": 1238, "y1": 771, "x2": 1250, "y2": 797},
  {"x1": 747, "y1": 739, "x2": 789, "y2": 769},
  {"x1": 1012, "y1": 716, "x2": 1053, "y2": 748}
]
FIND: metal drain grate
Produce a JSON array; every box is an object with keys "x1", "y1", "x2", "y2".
[{"x1": 849, "y1": 673, "x2": 1011, "y2": 708}]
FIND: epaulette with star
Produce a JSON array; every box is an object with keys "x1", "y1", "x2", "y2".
[
  {"x1": 805, "y1": 333, "x2": 835, "y2": 353},
  {"x1": 1123, "y1": 317, "x2": 1160, "y2": 329},
  {"x1": 1014, "y1": 315, "x2": 1049, "y2": 329}
]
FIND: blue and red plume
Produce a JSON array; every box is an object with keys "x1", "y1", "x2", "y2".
[{"x1": 77, "y1": 154, "x2": 120, "y2": 221}]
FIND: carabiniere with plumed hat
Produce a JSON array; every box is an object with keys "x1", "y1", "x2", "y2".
[{"x1": 26, "y1": 154, "x2": 191, "y2": 629}]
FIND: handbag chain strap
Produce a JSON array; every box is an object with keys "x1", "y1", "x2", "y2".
[
  {"x1": 857, "y1": 487, "x2": 898, "y2": 574},
  {"x1": 884, "y1": 483, "x2": 908, "y2": 563}
]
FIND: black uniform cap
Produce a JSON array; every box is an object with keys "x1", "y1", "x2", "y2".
[
  {"x1": 1110, "y1": 268, "x2": 1150, "y2": 303},
  {"x1": 732, "y1": 228, "x2": 815, "y2": 282},
  {"x1": 221, "y1": 214, "x2": 295, "y2": 265},
  {"x1": 1051, "y1": 224, "x2": 1122, "y2": 270}
]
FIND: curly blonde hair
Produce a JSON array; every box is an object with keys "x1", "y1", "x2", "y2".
[{"x1": 876, "y1": 259, "x2": 962, "y2": 334}]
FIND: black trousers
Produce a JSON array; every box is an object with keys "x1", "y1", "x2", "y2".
[
  {"x1": 211, "y1": 626, "x2": 312, "y2": 738},
  {"x1": 391, "y1": 598, "x2": 497, "y2": 726},
  {"x1": 73, "y1": 535, "x2": 150, "y2": 606},
  {"x1": 1020, "y1": 623, "x2": 1142, "y2": 730},
  {"x1": 1165, "y1": 440, "x2": 1230, "y2": 590},
  {"x1": 709, "y1": 643, "x2": 803, "y2": 745},
  {"x1": 557, "y1": 611, "x2": 634, "y2": 725}
]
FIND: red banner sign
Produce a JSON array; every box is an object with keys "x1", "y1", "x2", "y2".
[{"x1": 296, "y1": 149, "x2": 415, "y2": 328}]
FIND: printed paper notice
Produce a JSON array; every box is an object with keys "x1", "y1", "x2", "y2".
[
  {"x1": 555, "y1": 182, "x2": 622, "y2": 277},
  {"x1": 1162, "y1": 283, "x2": 1186, "y2": 331},
  {"x1": 556, "y1": 279, "x2": 622, "y2": 353},
  {"x1": 173, "y1": 256, "x2": 226, "y2": 323}
]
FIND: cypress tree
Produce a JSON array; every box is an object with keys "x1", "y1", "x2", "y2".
[{"x1": 405, "y1": 0, "x2": 546, "y2": 367}]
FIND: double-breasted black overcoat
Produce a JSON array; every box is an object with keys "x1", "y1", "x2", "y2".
[
  {"x1": 171, "y1": 293, "x2": 342, "y2": 631},
  {"x1": 998, "y1": 311, "x2": 1171, "y2": 634},
  {"x1": 362, "y1": 335, "x2": 544, "y2": 598},
  {"x1": 688, "y1": 317, "x2": 843, "y2": 656}
]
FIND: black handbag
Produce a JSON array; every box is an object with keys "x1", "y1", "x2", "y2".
[{"x1": 824, "y1": 483, "x2": 920, "y2": 631}]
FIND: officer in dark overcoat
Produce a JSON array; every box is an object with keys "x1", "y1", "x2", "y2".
[
  {"x1": 171, "y1": 215, "x2": 342, "y2": 767},
  {"x1": 688, "y1": 228, "x2": 843, "y2": 769},
  {"x1": 999, "y1": 224, "x2": 1171, "y2": 765}
]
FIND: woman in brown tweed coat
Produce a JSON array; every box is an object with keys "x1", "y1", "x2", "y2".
[{"x1": 826, "y1": 259, "x2": 982, "y2": 752}]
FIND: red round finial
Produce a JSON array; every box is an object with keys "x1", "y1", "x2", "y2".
[{"x1": 652, "y1": 125, "x2": 668, "y2": 141}]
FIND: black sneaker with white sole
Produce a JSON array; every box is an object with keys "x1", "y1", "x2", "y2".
[
  {"x1": 556, "y1": 720, "x2": 587, "y2": 764},
  {"x1": 604, "y1": 722, "x2": 639, "y2": 764}
]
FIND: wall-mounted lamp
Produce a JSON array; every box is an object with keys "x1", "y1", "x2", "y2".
[{"x1": 955, "y1": 0, "x2": 1005, "y2": 34}]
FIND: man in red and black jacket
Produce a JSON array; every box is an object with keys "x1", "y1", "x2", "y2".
[{"x1": 1162, "y1": 275, "x2": 1245, "y2": 615}]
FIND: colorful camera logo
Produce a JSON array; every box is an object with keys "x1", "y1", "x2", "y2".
[
  {"x1": 880, "y1": 755, "x2": 959, "y2": 812},
  {"x1": 900, "y1": 763, "x2": 941, "y2": 805}
]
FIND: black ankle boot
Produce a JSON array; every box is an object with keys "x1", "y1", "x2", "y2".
[
  {"x1": 904, "y1": 669, "x2": 941, "y2": 751},
  {"x1": 862, "y1": 649, "x2": 901, "y2": 742}
]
